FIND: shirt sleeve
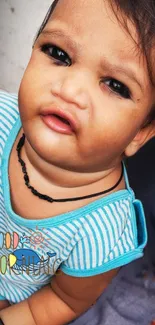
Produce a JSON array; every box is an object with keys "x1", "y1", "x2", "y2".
[{"x1": 60, "y1": 198, "x2": 147, "y2": 277}]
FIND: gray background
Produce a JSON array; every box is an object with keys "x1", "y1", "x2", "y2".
[{"x1": 0, "y1": 0, "x2": 52, "y2": 93}]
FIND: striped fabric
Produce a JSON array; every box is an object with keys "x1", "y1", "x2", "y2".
[{"x1": 0, "y1": 91, "x2": 147, "y2": 303}]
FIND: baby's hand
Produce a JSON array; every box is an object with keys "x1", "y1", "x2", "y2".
[{"x1": 150, "y1": 321, "x2": 155, "y2": 325}]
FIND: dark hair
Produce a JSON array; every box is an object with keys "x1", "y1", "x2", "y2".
[{"x1": 34, "y1": 0, "x2": 155, "y2": 86}]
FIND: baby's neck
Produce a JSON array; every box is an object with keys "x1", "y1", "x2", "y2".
[{"x1": 22, "y1": 135, "x2": 124, "y2": 195}]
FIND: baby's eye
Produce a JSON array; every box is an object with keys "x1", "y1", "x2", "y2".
[
  {"x1": 41, "y1": 44, "x2": 71, "y2": 66},
  {"x1": 103, "y1": 78, "x2": 131, "y2": 99}
]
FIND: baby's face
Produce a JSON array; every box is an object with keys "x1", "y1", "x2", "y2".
[{"x1": 18, "y1": 0, "x2": 154, "y2": 173}]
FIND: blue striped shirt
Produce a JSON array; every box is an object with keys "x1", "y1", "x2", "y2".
[{"x1": 0, "y1": 91, "x2": 147, "y2": 303}]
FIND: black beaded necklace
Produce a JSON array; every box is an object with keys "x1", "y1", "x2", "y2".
[{"x1": 16, "y1": 133, "x2": 124, "y2": 203}]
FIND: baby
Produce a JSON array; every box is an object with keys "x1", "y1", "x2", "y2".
[{"x1": 0, "y1": 0, "x2": 155, "y2": 324}]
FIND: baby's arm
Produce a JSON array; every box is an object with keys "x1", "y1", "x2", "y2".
[
  {"x1": 0, "y1": 301, "x2": 9, "y2": 311},
  {"x1": 0, "y1": 268, "x2": 119, "y2": 325}
]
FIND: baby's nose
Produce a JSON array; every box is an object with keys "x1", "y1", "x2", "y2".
[{"x1": 52, "y1": 69, "x2": 92, "y2": 110}]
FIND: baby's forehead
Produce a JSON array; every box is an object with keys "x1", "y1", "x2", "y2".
[
  {"x1": 46, "y1": 1, "x2": 132, "y2": 43},
  {"x1": 43, "y1": 2, "x2": 141, "y2": 64}
]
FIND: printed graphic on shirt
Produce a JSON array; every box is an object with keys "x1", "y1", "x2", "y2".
[{"x1": 0, "y1": 228, "x2": 60, "y2": 276}]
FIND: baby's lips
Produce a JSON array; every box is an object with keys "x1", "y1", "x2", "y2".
[{"x1": 40, "y1": 107, "x2": 79, "y2": 133}]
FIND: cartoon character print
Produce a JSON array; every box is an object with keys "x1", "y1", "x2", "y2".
[{"x1": 8, "y1": 233, "x2": 57, "y2": 274}]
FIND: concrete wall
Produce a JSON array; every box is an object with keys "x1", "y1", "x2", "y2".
[{"x1": 0, "y1": 0, "x2": 52, "y2": 93}]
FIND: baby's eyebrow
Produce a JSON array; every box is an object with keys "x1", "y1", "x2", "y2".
[
  {"x1": 100, "y1": 59, "x2": 144, "y2": 92},
  {"x1": 41, "y1": 28, "x2": 80, "y2": 53}
]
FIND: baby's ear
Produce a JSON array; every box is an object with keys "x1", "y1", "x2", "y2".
[{"x1": 124, "y1": 122, "x2": 155, "y2": 157}]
